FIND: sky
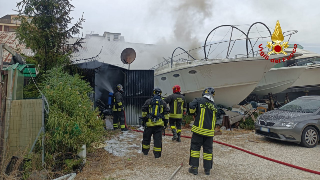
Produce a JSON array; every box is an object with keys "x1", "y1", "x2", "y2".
[{"x1": 1, "y1": 0, "x2": 320, "y2": 56}]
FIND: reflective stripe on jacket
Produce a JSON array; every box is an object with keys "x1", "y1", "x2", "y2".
[
  {"x1": 189, "y1": 97, "x2": 217, "y2": 137},
  {"x1": 142, "y1": 98, "x2": 170, "y2": 127},
  {"x1": 113, "y1": 91, "x2": 124, "y2": 112},
  {"x1": 164, "y1": 93, "x2": 186, "y2": 119}
]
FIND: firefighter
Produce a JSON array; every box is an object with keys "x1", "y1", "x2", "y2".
[
  {"x1": 188, "y1": 87, "x2": 217, "y2": 176},
  {"x1": 112, "y1": 84, "x2": 128, "y2": 131},
  {"x1": 164, "y1": 85, "x2": 186, "y2": 142},
  {"x1": 141, "y1": 88, "x2": 170, "y2": 158}
]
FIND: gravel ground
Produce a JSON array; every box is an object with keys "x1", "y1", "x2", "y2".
[{"x1": 76, "y1": 128, "x2": 320, "y2": 180}]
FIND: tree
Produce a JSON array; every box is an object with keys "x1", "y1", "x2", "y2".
[{"x1": 16, "y1": 0, "x2": 85, "y2": 73}]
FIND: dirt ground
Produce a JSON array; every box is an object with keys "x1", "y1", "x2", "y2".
[{"x1": 75, "y1": 127, "x2": 320, "y2": 180}]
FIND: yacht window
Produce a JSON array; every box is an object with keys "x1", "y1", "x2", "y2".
[
  {"x1": 161, "y1": 77, "x2": 166, "y2": 81},
  {"x1": 173, "y1": 74, "x2": 180, "y2": 77},
  {"x1": 189, "y1": 70, "x2": 197, "y2": 74}
]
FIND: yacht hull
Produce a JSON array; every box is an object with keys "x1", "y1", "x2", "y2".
[
  {"x1": 290, "y1": 65, "x2": 320, "y2": 87},
  {"x1": 155, "y1": 58, "x2": 276, "y2": 107},
  {"x1": 253, "y1": 66, "x2": 306, "y2": 96}
]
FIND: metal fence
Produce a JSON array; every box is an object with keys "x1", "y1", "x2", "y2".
[{"x1": 124, "y1": 70, "x2": 154, "y2": 125}]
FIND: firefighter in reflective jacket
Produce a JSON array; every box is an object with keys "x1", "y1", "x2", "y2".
[
  {"x1": 141, "y1": 88, "x2": 170, "y2": 158},
  {"x1": 188, "y1": 87, "x2": 217, "y2": 176},
  {"x1": 164, "y1": 85, "x2": 186, "y2": 142},
  {"x1": 112, "y1": 84, "x2": 128, "y2": 131}
]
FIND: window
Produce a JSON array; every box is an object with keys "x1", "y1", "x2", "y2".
[
  {"x1": 3, "y1": 26, "x2": 9, "y2": 32},
  {"x1": 114, "y1": 35, "x2": 119, "y2": 39},
  {"x1": 161, "y1": 77, "x2": 166, "y2": 81},
  {"x1": 173, "y1": 74, "x2": 180, "y2": 77},
  {"x1": 279, "y1": 98, "x2": 320, "y2": 113}
]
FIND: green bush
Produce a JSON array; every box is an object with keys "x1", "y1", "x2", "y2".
[
  {"x1": 23, "y1": 80, "x2": 40, "y2": 99},
  {"x1": 239, "y1": 114, "x2": 257, "y2": 130},
  {"x1": 40, "y1": 67, "x2": 104, "y2": 155},
  {"x1": 183, "y1": 115, "x2": 194, "y2": 126}
]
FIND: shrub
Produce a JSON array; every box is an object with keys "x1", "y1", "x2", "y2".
[
  {"x1": 239, "y1": 114, "x2": 256, "y2": 130},
  {"x1": 40, "y1": 67, "x2": 104, "y2": 155},
  {"x1": 183, "y1": 115, "x2": 194, "y2": 127}
]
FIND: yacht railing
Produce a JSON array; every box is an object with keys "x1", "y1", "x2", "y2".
[{"x1": 150, "y1": 22, "x2": 298, "y2": 71}]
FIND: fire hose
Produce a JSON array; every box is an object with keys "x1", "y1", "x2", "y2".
[{"x1": 123, "y1": 111, "x2": 320, "y2": 176}]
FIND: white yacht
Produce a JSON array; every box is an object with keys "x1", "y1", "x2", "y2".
[
  {"x1": 252, "y1": 46, "x2": 320, "y2": 96},
  {"x1": 291, "y1": 64, "x2": 320, "y2": 87},
  {"x1": 154, "y1": 54, "x2": 289, "y2": 108},
  {"x1": 252, "y1": 66, "x2": 306, "y2": 96},
  {"x1": 289, "y1": 48, "x2": 320, "y2": 87}
]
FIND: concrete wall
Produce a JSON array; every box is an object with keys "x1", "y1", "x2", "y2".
[{"x1": 4, "y1": 99, "x2": 42, "y2": 158}]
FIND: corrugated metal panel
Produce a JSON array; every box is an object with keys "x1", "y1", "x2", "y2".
[
  {"x1": 3, "y1": 63, "x2": 37, "y2": 77},
  {"x1": 124, "y1": 70, "x2": 154, "y2": 125}
]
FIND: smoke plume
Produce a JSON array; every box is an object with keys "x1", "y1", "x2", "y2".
[{"x1": 150, "y1": 0, "x2": 214, "y2": 61}]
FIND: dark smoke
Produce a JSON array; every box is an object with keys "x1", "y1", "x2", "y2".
[{"x1": 149, "y1": 0, "x2": 214, "y2": 61}]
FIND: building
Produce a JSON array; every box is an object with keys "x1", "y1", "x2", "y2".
[
  {"x1": 0, "y1": 14, "x2": 20, "y2": 32},
  {"x1": 73, "y1": 32, "x2": 160, "y2": 70},
  {"x1": 0, "y1": 14, "x2": 32, "y2": 32},
  {"x1": 103, "y1": 31, "x2": 125, "y2": 41},
  {"x1": 86, "y1": 31, "x2": 125, "y2": 42}
]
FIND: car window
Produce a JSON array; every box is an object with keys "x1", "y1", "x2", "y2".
[{"x1": 279, "y1": 98, "x2": 320, "y2": 113}]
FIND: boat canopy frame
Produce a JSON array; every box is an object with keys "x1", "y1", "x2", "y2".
[{"x1": 150, "y1": 22, "x2": 298, "y2": 70}]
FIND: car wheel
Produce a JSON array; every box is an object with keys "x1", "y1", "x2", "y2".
[{"x1": 300, "y1": 126, "x2": 318, "y2": 148}]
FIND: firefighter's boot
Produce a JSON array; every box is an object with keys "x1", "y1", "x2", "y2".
[
  {"x1": 172, "y1": 129, "x2": 178, "y2": 141},
  {"x1": 176, "y1": 132, "x2": 181, "y2": 142},
  {"x1": 188, "y1": 166, "x2": 198, "y2": 175},
  {"x1": 204, "y1": 169, "x2": 210, "y2": 175}
]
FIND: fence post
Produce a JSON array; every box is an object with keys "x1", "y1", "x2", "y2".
[
  {"x1": 42, "y1": 95, "x2": 45, "y2": 166},
  {"x1": 0, "y1": 43, "x2": 3, "y2": 163}
]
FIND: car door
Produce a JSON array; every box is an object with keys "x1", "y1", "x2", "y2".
[{"x1": 316, "y1": 109, "x2": 320, "y2": 130}]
